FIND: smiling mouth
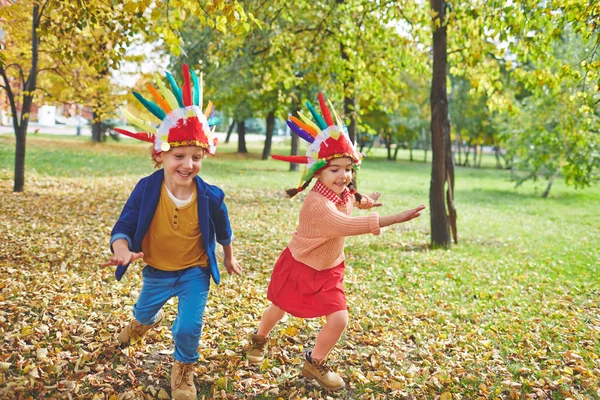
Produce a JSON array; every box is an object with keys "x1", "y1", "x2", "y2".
[{"x1": 177, "y1": 171, "x2": 191, "y2": 177}]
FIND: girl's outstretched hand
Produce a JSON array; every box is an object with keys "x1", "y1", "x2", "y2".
[
  {"x1": 396, "y1": 205, "x2": 426, "y2": 223},
  {"x1": 378, "y1": 205, "x2": 426, "y2": 228}
]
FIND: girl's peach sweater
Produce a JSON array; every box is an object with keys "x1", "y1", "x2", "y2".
[{"x1": 287, "y1": 190, "x2": 381, "y2": 270}]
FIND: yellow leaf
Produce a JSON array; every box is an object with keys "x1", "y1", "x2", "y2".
[
  {"x1": 21, "y1": 325, "x2": 34, "y2": 336},
  {"x1": 284, "y1": 326, "x2": 297, "y2": 336},
  {"x1": 440, "y1": 392, "x2": 452, "y2": 400}
]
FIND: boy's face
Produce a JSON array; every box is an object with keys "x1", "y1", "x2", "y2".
[
  {"x1": 316, "y1": 157, "x2": 353, "y2": 196},
  {"x1": 155, "y1": 146, "x2": 205, "y2": 187}
]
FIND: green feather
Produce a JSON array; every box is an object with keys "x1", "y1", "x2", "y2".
[
  {"x1": 302, "y1": 159, "x2": 327, "y2": 182},
  {"x1": 190, "y1": 69, "x2": 200, "y2": 107},
  {"x1": 306, "y1": 101, "x2": 327, "y2": 130},
  {"x1": 166, "y1": 72, "x2": 184, "y2": 108}
]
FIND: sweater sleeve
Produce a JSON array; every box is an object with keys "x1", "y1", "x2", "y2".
[{"x1": 309, "y1": 198, "x2": 381, "y2": 237}]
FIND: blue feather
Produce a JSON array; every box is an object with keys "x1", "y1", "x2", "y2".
[{"x1": 287, "y1": 120, "x2": 315, "y2": 143}]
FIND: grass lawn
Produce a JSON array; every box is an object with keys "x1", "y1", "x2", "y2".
[{"x1": 0, "y1": 133, "x2": 598, "y2": 399}]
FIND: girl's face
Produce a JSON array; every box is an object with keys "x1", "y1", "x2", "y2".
[
  {"x1": 316, "y1": 157, "x2": 354, "y2": 196},
  {"x1": 155, "y1": 146, "x2": 205, "y2": 188}
]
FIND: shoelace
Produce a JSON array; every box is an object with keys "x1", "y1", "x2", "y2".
[
  {"x1": 130, "y1": 321, "x2": 150, "y2": 340},
  {"x1": 252, "y1": 338, "x2": 267, "y2": 352},
  {"x1": 314, "y1": 360, "x2": 331, "y2": 375},
  {"x1": 174, "y1": 363, "x2": 194, "y2": 388}
]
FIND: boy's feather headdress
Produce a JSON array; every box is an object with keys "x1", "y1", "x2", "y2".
[{"x1": 115, "y1": 64, "x2": 219, "y2": 155}]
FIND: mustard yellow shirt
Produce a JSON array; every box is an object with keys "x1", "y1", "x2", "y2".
[{"x1": 142, "y1": 185, "x2": 208, "y2": 270}]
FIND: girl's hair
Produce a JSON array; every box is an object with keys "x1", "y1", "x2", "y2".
[
  {"x1": 285, "y1": 178, "x2": 313, "y2": 197},
  {"x1": 285, "y1": 178, "x2": 363, "y2": 203},
  {"x1": 346, "y1": 181, "x2": 363, "y2": 203}
]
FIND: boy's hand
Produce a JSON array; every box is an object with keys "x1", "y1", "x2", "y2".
[
  {"x1": 102, "y1": 250, "x2": 144, "y2": 267},
  {"x1": 224, "y1": 255, "x2": 242, "y2": 275}
]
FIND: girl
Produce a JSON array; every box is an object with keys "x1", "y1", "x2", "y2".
[{"x1": 247, "y1": 92, "x2": 425, "y2": 391}]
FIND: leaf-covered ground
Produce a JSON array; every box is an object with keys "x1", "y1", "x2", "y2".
[{"x1": 0, "y1": 136, "x2": 599, "y2": 399}]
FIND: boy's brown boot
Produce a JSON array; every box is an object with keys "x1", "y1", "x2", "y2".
[
  {"x1": 171, "y1": 360, "x2": 196, "y2": 400},
  {"x1": 301, "y1": 352, "x2": 345, "y2": 391},
  {"x1": 118, "y1": 309, "x2": 164, "y2": 348},
  {"x1": 246, "y1": 333, "x2": 268, "y2": 364}
]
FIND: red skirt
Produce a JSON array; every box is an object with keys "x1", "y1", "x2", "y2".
[{"x1": 267, "y1": 248, "x2": 346, "y2": 318}]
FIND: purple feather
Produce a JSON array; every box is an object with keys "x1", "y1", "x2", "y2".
[{"x1": 287, "y1": 120, "x2": 315, "y2": 143}]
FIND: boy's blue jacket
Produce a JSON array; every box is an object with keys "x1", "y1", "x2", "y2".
[{"x1": 110, "y1": 169, "x2": 233, "y2": 284}]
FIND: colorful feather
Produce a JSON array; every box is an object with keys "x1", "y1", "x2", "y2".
[
  {"x1": 297, "y1": 111, "x2": 321, "y2": 133},
  {"x1": 114, "y1": 128, "x2": 155, "y2": 143},
  {"x1": 199, "y1": 72, "x2": 203, "y2": 109},
  {"x1": 272, "y1": 155, "x2": 309, "y2": 163},
  {"x1": 165, "y1": 71, "x2": 184, "y2": 107},
  {"x1": 120, "y1": 108, "x2": 157, "y2": 133},
  {"x1": 204, "y1": 101, "x2": 213, "y2": 119},
  {"x1": 190, "y1": 69, "x2": 200, "y2": 106},
  {"x1": 132, "y1": 91, "x2": 166, "y2": 120},
  {"x1": 208, "y1": 116, "x2": 220, "y2": 127},
  {"x1": 145, "y1": 83, "x2": 172, "y2": 114},
  {"x1": 182, "y1": 64, "x2": 193, "y2": 107},
  {"x1": 155, "y1": 74, "x2": 180, "y2": 111},
  {"x1": 318, "y1": 92, "x2": 334, "y2": 126},
  {"x1": 286, "y1": 120, "x2": 315, "y2": 143},
  {"x1": 302, "y1": 158, "x2": 327, "y2": 182},
  {"x1": 306, "y1": 101, "x2": 327, "y2": 130}
]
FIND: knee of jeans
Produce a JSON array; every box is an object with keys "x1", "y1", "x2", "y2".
[{"x1": 174, "y1": 322, "x2": 203, "y2": 342}]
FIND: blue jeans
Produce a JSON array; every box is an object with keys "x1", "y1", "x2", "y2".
[{"x1": 133, "y1": 265, "x2": 211, "y2": 363}]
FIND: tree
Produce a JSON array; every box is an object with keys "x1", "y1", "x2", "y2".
[
  {"x1": 429, "y1": 0, "x2": 456, "y2": 247},
  {"x1": 0, "y1": 0, "x2": 255, "y2": 192}
]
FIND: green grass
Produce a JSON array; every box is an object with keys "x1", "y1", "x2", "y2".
[{"x1": 0, "y1": 133, "x2": 599, "y2": 399}]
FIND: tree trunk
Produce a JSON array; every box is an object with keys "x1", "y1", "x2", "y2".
[
  {"x1": 542, "y1": 166, "x2": 561, "y2": 198},
  {"x1": 410, "y1": 147, "x2": 413, "y2": 161},
  {"x1": 344, "y1": 92, "x2": 356, "y2": 144},
  {"x1": 393, "y1": 145, "x2": 400, "y2": 161},
  {"x1": 455, "y1": 128, "x2": 462, "y2": 166},
  {"x1": 225, "y1": 119, "x2": 235, "y2": 143},
  {"x1": 429, "y1": 0, "x2": 451, "y2": 248},
  {"x1": 262, "y1": 110, "x2": 275, "y2": 160},
  {"x1": 237, "y1": 119, "x2": 247, "y2": 153},
  {"x1": 445, "y1": 114, "x2": 457, "y2": 244},
  {"x1": 340, "y1": 42, "x2": 357, "y2": 143},
  {"x1": 422, "y1": 127, "x2": 428, "y2": 163},
  {"x1": 14, "y1": 127, "x2": 27, "y2": 192},
  {"x1": 385, "y1": 133, "x2": 392, "y2": 160},
  {"x1": 7, "y1": 4, "x2": 41, "y2": 192},
  {"x1": 290, "y1": 129, "x2": 299, "y2": 172},
  {"x1": 92, "y1": 110, "x2": 102, "y2": 142}
]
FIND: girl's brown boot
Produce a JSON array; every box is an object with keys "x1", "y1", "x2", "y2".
[
  {"x1": 246, "y1": 333, "x2": 268, "y2": 364},
  {"x1": 301, "y1": 352, "x2": 345, "y2": 391}
]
